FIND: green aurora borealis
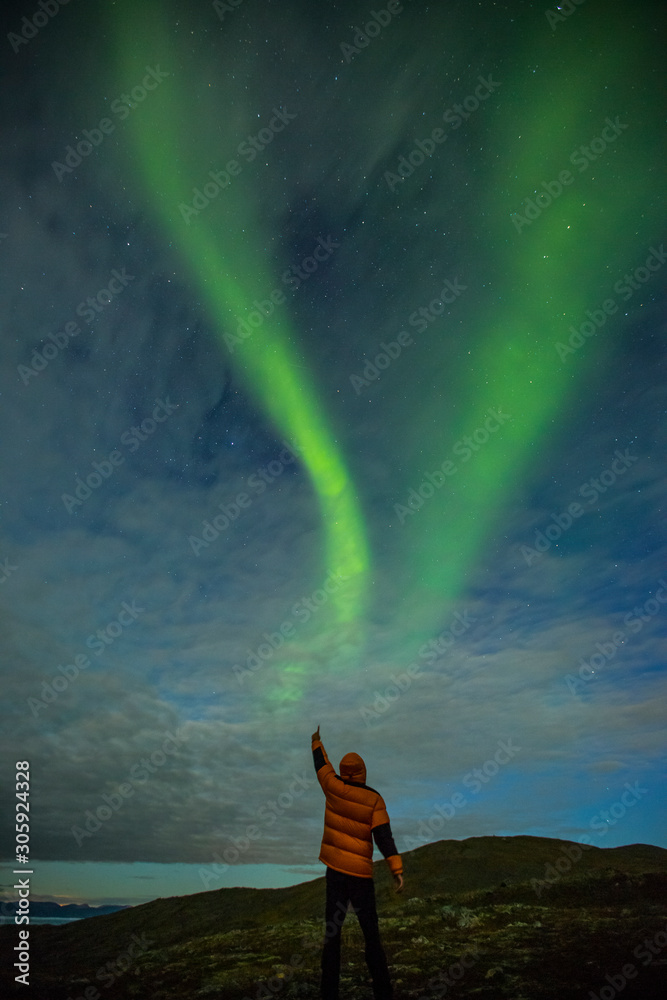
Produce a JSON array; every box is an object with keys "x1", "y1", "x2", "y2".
[
  {"x1": 2, "y1": 0, "x2": 666, "y2": 919},
  {"x1": 394, "y1": 10, "x2": 661, "y2": 627},
  {"x1": 110, "y1": 5, "x2": 372, "y2": 695},
  {"x1": 106, "y1": 2, "x2": 662, "y2": 701}
]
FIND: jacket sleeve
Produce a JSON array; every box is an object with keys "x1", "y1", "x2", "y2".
[
  {"x1": 372, "y1": 802, "x2": 403, "y2": 875},
  {"x1": 312, "y1": 737, "x2": 333, "y2": 790}
]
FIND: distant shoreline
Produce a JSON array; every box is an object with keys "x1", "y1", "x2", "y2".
[{"x1": 0, "y1": 916, "x2": 83, "y2": 926}]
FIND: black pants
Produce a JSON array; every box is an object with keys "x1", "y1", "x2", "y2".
[{"x1": 321, "y1": 866, "x2": 393, "y2": 1000}]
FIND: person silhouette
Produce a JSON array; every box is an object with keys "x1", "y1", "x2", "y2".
[{"x1": 311, "y1": 725, "x2": 403, "y2": 1000}]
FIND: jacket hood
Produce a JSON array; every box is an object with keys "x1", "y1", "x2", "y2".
[{"x1": 339, "y1": 752, "x2": 366, "y2": 784}]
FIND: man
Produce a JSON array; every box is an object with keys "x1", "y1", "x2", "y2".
[{"x1": 311, "y1": 724, "x2": 403, "y2": 1000}]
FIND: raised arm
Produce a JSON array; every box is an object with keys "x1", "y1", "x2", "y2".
[{"x1": 311, "y1": 725, "x2": 330, "y2": 780}]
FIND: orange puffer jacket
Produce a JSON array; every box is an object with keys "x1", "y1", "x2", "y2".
[{"x1": 312, "y1": 736, "x2": 403, "y2": 879}]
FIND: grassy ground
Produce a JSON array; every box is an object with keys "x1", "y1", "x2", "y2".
[{"x1": 2, "y1": 839, "x2": 666, "y2": 999}]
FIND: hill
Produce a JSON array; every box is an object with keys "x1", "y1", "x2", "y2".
[{"x1": 1, "y1": 835, "x2": 666, "y2": 999}]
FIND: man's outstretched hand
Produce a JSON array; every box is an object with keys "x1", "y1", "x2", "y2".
[
  {"x1": 393, "y1": 873, "x2": 404, "y2": 893},
  {"x1": 311, "y1": 724, "x2": 320, "y2": 742}
]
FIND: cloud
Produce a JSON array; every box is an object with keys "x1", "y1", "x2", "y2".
[{"x1": 0, "y1": 0, "x2": 665, "y2": 898}]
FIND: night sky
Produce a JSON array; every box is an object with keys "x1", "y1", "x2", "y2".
[{"x1": 1, "y1": 0, "x2": 665, "y2": 909}]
